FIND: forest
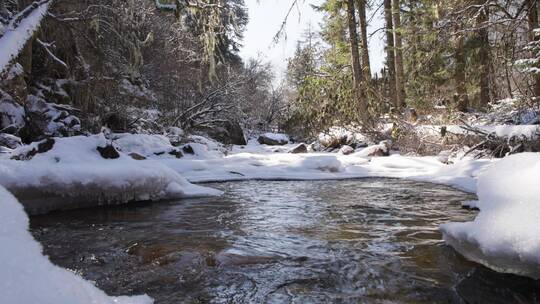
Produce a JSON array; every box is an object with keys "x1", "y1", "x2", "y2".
[{"x1": 1, "y1": 0, "x2": 540, "y2": 303}]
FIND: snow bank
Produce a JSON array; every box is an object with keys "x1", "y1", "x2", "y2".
[
  {"x1": 0, "y1": 186, "x2": 153, "y2": 304},
  {"x1": 0, "y1": 1, "x2": 51, "y2": 74},
  {"x1": 0, "y1": 134, "x2": 221, "y2": 210},
  {"x1": 440, "y1": 153, "x2": 540, "y2": 279}
]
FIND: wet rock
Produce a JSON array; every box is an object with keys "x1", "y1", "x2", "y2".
[
  {"x1": 339, "y1": 145, "x2": 354, "y2": 155},
  {"x1": 289, "y1": 143, "x2": 308, "y2": 154},
  {"x1": 182, "y1": 144, "x2": 194, "y2": 155},
  {"x1": 97, "y1": 144, "x2": 120, "y2": 159},
  {"x1": 0, "y1": 133, "x2": 22, "y2": 149},
  {"x1": 456, "y1": 267, "x2": 540, "y2": 304},
  {"x1": 168, "y1": 149, "x2": 183, "y2": 158},
  {"x1": 129, "y1": 152, "x2": 146, "y2": 160}
]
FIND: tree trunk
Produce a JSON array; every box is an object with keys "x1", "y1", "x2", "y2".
[
  {"x1": 384, "y1": 0, "x2": 397, "y2": 109},
  {"x1": 454, "y1": 34, "x2": 468, "y2": 112},
  {"x1": 356, "y1": 0, "x2": 371, "y2": 83},
  {"x1": 392, "y1": 0, "x2": 406, "y2": 108},
  {"x1": 346, "y1": 0, "x2": 368, "y2": 121},
  {"x1": 476, "y1": 1, "x2": 490, "y2": 107},
  {"x1": 528, "y1": 0, "x2": 540, "y2": 99}
]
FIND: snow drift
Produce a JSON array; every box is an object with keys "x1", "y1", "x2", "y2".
[
  {"x1": 0, "y1": 186, "x2": 153, "y2": 304},
  {"x1": 441, "y1": 153, "x2": 540, "y2": 279}
]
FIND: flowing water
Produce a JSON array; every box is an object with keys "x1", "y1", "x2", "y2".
[{"x1": 30, "y1": 179, "x2": 540, "y2": 303}]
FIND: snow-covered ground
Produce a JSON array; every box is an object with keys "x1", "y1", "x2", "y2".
[{"x1": 0, "y1": 185, "x2": 153, "y2": 304}]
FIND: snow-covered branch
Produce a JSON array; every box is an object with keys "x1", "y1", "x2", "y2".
[{"x1": 0, "y1": 0, "x2": 52, "y2": 76}]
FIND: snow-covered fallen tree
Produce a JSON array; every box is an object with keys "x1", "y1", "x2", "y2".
[
  {"x1": 0, "y1": 185, "x2": 153, "y2": 303},
  {"x1": 0, "y1": 0, "x2": 51, "y2": 75},
  {"x1": 441, "y1": 153, "x2": 540, "y2": 279}
]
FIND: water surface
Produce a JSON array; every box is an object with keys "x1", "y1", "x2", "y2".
[{"x1": 30, "y1": 179, "x2": 540, "y2": 303}]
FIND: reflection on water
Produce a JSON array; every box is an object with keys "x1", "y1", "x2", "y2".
[{"x1": 30, "y1": 179, "x2": 540, "y2": 303}]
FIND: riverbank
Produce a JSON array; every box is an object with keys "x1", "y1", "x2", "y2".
[{"x1": 0, "y1": 132, "x2": 539, "y2": 303}]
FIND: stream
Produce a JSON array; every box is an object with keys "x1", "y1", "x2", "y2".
[{"x1": 30, "y1": 178, "x2": 540, "y2": 303}]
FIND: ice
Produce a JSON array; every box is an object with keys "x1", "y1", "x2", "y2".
[
  {"x1": 0, "y1": 185, "x2": 153, "y2": 304},
  {"x1": 440, "y1": 153, "x2": 540, "y2": 279}
]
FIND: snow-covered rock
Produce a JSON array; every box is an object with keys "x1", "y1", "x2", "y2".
[
  {"x1": 353, "y1": 141, "x2": 390, "y2": 158},
  {"x1": 317, "y1": 126, "x2": 367, "y2": 149},
  {"x1": 257, "y1": 133, "x2": 289, "y2": 145},
  {"x1": 0, "y1": 133, "x2": 21, "y2": 149},
  {"x1": 289, "y1": 143, "x2": 308, "y2": 154},
  {"x1": 0, "y1": 185, "x2": 153, "y2": 304},
  {"x1": 339, "y1": 145, "x2": 354, "y2": 155},
  {"x1": 440, "y1": 153, "x2": 540, "y2": 279},
  {"x1": 114, "y1": 133, "x2": 179, "y2": 158}
]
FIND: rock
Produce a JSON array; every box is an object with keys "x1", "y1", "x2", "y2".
[
  {"x1": 339, "y1": 145, "x2": 354, "y2": 155},
  {"x1": 96, "y1": 144, "x2": 120, "y2": 159},
  {"x1": 257, "y1": 133, "x2": 289, "y2": 145},
  {"x1": 289, "y1": 143, "x2": 308, "y2": 154},
  {"x1": 317, "y1": 127, "x2": 367, "y2": 150},
  {"x1": 199, "y1": 121, "x2": 247, "y2": 145},
  {"x1": 0, "y1": 133, "x2": 22, "y2": 149},
  {"x1": 37, "y1": 138, "x2": 55, "y2": 153},
  {"x1": 0, "y1": 125, "x2": 19, "y2": 135},
  {"x1": 456, "y1": 267, "x2": 540, "y2": 304},
  {"x1": 11, "y1": 138, "x2": 55, "y2": 160},
  {"x1": 129, "y1": 152, "x2": 146, "y2": 160},
  {"x1": 357, "y1": 141, "x2": 391, "y2": 158},
  {"x1": 168, "y1": 149, "x2": 183, "y2": 158},
  {"x1": 102, "y1": 112, "x2": 128, "y2": 133},
  {"x1": 182, "y1": 144, "x2": 194, "y2": 155}
]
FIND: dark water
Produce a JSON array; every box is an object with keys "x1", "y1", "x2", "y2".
[{"x1": 30, "y1": 179, "x2": 540, "y2": 303}]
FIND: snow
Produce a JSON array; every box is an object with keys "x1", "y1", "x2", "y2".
[
  {"x1": 0, "y1": 134, "x2": 221, "y2": 205},
  {"x1": 114, "y1": 133, "x2": 176, "y2": 157},
  {"x1": 317, "y1": 126, "x2": 367, "y2": 148},
  {"x1": 260, "y1": 132, "x2": 289, "y2": 143},
  {"x1": 163, "y1": 145, "x2": 492, "y2": 193},
  {"x1": 416, "y1": 124, "x2": 540, "y2": 140},
  {"x1": 440, "y1": 153, "x2": 540, "y2": 279},
  {"x1": 2, "y1": 131, "x2": 540, "y2": 280},
  {"x1": 0, "y1": 185, "x2": 153, "y2": 304},
  {"x1": 0, "y1": 1, "x2": 51, "y2": 75}
]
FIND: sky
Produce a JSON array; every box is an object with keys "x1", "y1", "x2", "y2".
[{"x1": 239, "y1": 0, "x2": 387, "y2": 80}]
